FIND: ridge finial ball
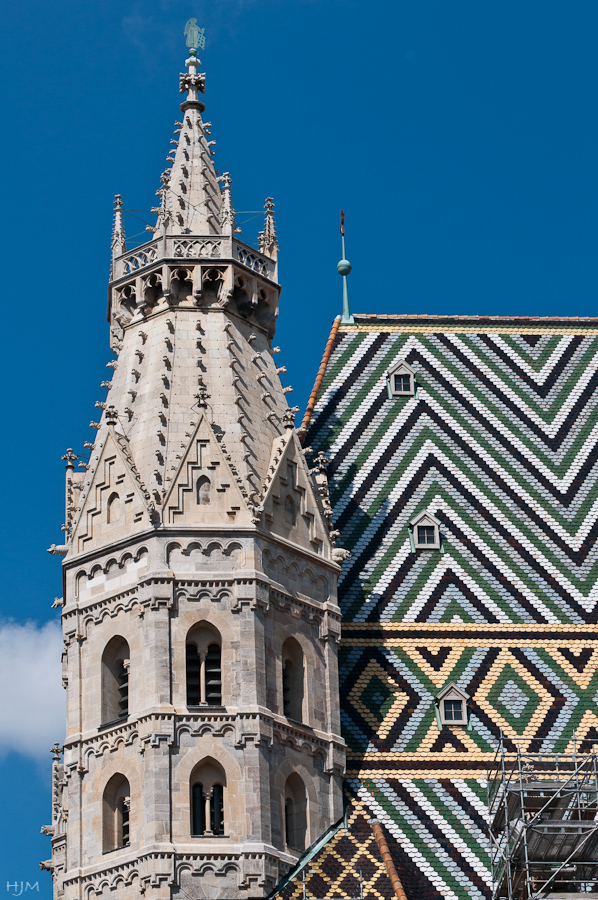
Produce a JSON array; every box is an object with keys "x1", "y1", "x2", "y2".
[{"x1": 337, "y1": 258, "x2": 352, "y2": 276}]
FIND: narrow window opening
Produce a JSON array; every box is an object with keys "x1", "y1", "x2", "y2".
[
  {"x1": 117, "y1": 660, "x2": 129, "y2": 718},
  {"x1": 211, "y1": 784, "x2": 224, "y2": 835},
  {"x1": 282, "y1": 660, "x2": 293, "y2": 717},
  {"x1": 284, "y1": 798, "x2": 292, "y2": 848},
  {"x1": 284, "y1": 495, "x2": 296, "y2": 526},
  {"x1": 196, "y1": 475, "x2": 210, "y2": 505},
  {"x1": 191, "y1": 783, "x2": 205, "y2": 836},
  {"x1": 186, "y1": 644, "x2": 201, "y2": 706},
  {"x1": 107, "y1": 492, "x2": 121, "y2": 524},
  {"x1": 101, "y1": 637, "x2": 130, "y2": 725},
  {"x1": 284, "y1": 774, "x2": 307, "y2": 851},
  {"x1": 281, "y1": 638, "x2": 304, "y2": 722},
  {"x1": 102, "y1": 774, "x2": 130, "y2": 852},
  {"x1": 205, "y1": 643, "x2": 222, "y2": 706},
  {"x1": 120, "y1": 798, "x2": 130, "y2": 846}
]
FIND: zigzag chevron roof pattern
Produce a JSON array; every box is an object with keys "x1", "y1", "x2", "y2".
[
  {"x1": 308, "y1": 323, "x2": 598, "y2": 626},
  {"x1": 304, "y1": 316, "x2": 598, "y2": 900}
]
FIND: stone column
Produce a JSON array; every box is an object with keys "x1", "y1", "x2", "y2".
[
  {"x1": 199, "y1": 650, "x2": 207, "y2": 705},
  {"x1": 204, "y1": 788, "x2": 213, "y2": 835}
]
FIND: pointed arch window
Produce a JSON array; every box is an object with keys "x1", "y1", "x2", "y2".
[
  {"x1": 284, "y1": 773, "x2": 307, "y2": 851},
  {"x1": 196, "y1": 475, "x2": 211, "y2": 505},
  {"x1": 190, "y1": 759, "x2": 226, "y2": 837},
  {"x1": 201, "y1": 267, "x2": 225, "y2": 304},
  {"x1": 102, "y1": 774, "x2": 131, "y2": 852},
  {"x1": 387, "y1": 361, "x2": 415, "y2": 398},
  {"x1": 281, "y1": 638, "x2": 304, "y2": 722},
  {"x1": 186, "y1": 624, "x2": 222, "y2": 707},
  {"x1": 107, "y1": 492, "x2": 121, "y2": 524},
  {"x1": 170, "y1": 267, "x2": 193, "y2": 302},
  {"x1": 101, "y1": 637, "x2": 130, "y2": 724}
]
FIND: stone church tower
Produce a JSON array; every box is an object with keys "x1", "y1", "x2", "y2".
[{"x1": 45, "y1": 44, "x2": 345, "y2": 900}]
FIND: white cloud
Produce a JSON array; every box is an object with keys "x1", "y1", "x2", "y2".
[{"x1": 0, "y1": 620, "x2": 64, "y2": 760}]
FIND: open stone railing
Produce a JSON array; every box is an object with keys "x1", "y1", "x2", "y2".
[{"x1": 113, "y1": 235, "x2": 275, "y2": 282}]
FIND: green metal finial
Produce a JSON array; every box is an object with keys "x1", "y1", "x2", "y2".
[
  {"x1": 337, "y1": 210, "x2": 354, "y2": 324},
  {"x1": 184, "y1": 18, "x2": 206, "y2": 52}
]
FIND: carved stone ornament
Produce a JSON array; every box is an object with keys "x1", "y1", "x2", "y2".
[
  {"x1": 332, "y1": 547, "x2": 351, "y2": 563},
  {"x1": 105, "y1": 405, "x2": 118, "y2": 425},
  {"x1": 282, "y1": 409, "x2": 296, "y2": 429}
]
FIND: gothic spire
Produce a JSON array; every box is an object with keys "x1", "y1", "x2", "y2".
[
  {"x1": 219, "y1": 172, "x2": 236, "y2": 235},
  {"x1": 111, "y1": 194, "x2": 126, "y2": 262},
  {"x1": 151, "y1": 44, "x2": 223, "y2": 236},
  {"x1": 258, "y1": 197, "x2": 279, "y2": 258}
]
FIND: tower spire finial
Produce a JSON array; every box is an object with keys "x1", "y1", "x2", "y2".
[
  {"x1": 149, "y1": 23, "x2": 222, "y2": 236},
  {"x1": 337, "y1": 210, "x2": 354, "y2": 324},
  {"x1": 180, "y1": 19, "x2": 206, "y2": 112}
]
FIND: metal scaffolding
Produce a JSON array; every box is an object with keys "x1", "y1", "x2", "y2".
[{"x1": 488, "y1": 741, "x2": 598, "y2": 900}]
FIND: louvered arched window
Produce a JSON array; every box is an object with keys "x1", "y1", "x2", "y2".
[
  {"x1": 101, "y1": 636, "x2": 130, "y2": 724},
  {"x1": 186, "y1": 624, "x2": 222, "y2": 707},
  {"x1": 190, "y1": 759, "x2": 226, "y2": 836},
  {"x1": 103, "y1": 774, "x2": 131, "y2": 852},
  {"x1": 284, "y1": 773, "x2": 307, "y2": 851},
  {"x1": 281, "y1": 638, "x2": 304, "y2": 722}
]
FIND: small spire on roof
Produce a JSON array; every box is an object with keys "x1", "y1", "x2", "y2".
[
  {"x1": 111, "y1": 194, "x2": 126, "y2": 260},
  {"x1": 219, "y1": 172, "x2": 236, "y2": 235},
  {"x1": 258, "y1": 198, "x2": 279, "y2": 258},
  {"x1": 337, "y1": 210, "x2": 354, "y2": 324}
]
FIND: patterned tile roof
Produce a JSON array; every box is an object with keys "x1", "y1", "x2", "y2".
[
  {"x1": 297, "y1": 313, "x2": 598, "y2": 900},
  {"x1": 346, "y1": 314, "x2": 598, "y2": 322},
  {"x1": 271, "y1": 792, "x2": 400, "y2": 900}
]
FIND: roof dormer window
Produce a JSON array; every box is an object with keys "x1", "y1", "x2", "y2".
[
  {"x1": 410, "y1": 511, "x2": 441, "y2": 550},
  {"x1": 436, "y1": 683, "x2": 469, "y2": 726},
  {"x1": 387, "y1": 361, "x2": 415, "y2": 398}
]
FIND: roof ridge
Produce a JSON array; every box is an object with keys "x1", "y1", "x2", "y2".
[
  {"x1": 298, "y1": 315, "x2": 341, "y2": 441},
  {"x1": 350, "y1": 313, "x2": 598, "y2": 323}
]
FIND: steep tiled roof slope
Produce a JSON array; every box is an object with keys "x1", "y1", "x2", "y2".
[
  {"x1": 303, "y1": 314, "x2": 598, "y2": 900},
  {"x1": 271, "y1": 792, "x2": 400, "y2": 900}
]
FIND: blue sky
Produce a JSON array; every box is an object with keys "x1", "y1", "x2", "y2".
[{"x1": 1, "y1": 0, "x2": 598, "y2": 890}]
